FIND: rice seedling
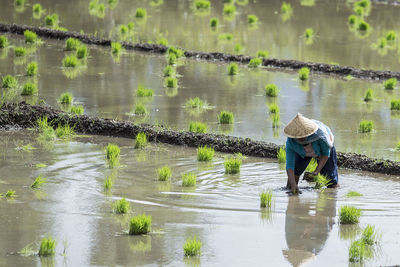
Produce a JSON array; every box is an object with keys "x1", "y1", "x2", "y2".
[
  {"x1": 224, "y1": 153, "x2": 243, "y2": 174},
  {"x1": 165, "y1": 77, "x2": 178, "y2": 88},
  {"x1": 298, "y1": 67, "x2": 310, "y2": 80},
  {"x1": 340, "y1": 205, "x2": 362, "y2": 224},
  {"x1": 0, "y1": 35, "x2": 8, "y2": 48},
  {"x1": 357, "y1": 20, "x2": 369, "y2": 31},
  {"x1": 62, "y1": 55, "x2": 78, "y2": 68},
  {"x1": 305, "y1": 158, "x2": 318, "y2": 172},
  {"x1": 304, "y1": 28, "x2": 314, "y2": 39},
  {"x1": 15, "y1": 0, "x2": 24, "y2": 6},
  {"x1": 26, "y1": 61, "x2": 38, "y2": 76},
  {"x1": 30, "y1": 174, "x2": 47, "y2": 189},
  {"x1": 70, "y1": 105, "x2": 84, "y2": 115},
  {"x1": 135, "y1": 8, "x2": 147, "y2": 18},
  {"x1": 158, "y1": 37, "x2": 168, "y2": 46},
  {"x1": 163, "y1": 65, "x2": 176, "y2": 77},
  {"x1": 384, "y1": 77, "x2": 397, "y2": 89},
  {"x1": 361, "y1": 224, "x2": 379, "y2": 245},
  {"x1": 24, "y1": 30, "x2": 38, "y2": 44},
  {"x1": 112, "y1": 198, "x2": 130, "y2": 214},
  {"x1": 189, "y1": 121, "x2": 207, "y2": 133},
  {"x1": 21, "y1": 82, "x2": 38, "y2": 96},
  {"x1": 348, "y1": 15, "x2": 357, "y2": 25},
  {"x1": 265, "y1": 84, "x2": 279, "y2": 97},
  {"x1": 386, "y1": 30, "x2": 396, "y2": 41},
  {"x1": 136, "y1": 85, "x2": 154, "y2": 97},
  {"x1": 33, "y1": 3, "x2": 42, "y2": 13},
  {"x1": 5, "y1": 190, "x2": 16, "y2": 198},
  {"x1": 2, "y1": 75, "x2": 18, "y2": 88},
  {"x1": 38, "y1": 236, "x2": 56, "y2": 257},
  {"x1": 363, "y1": 88, "x2": 373, "y2": 102},
  {"x1": 134, "y1": 104, "x2": 148, "y2": 115},
  {"x1": 313, "y1": 174, "x2": 331, "y2": 189},
  {"x1": 38, "y1": 126, "x2": 56, "y2": 143},
  {"x1": 281, "y1": 2, "x2": 293, "y2": 21},
  {"x1": 260, "y1": 190, "x2": 272, "y2": 208},
  {"x1": 129, "y1": 214, "x2": 152, "y2": 235},
  {"x1": 58, "y1": 92, "x2": 73, "y2": 104},
  {"x1": 106, "y1": 143, "x2": 120, "y2": 166},
  {"x1": 76, "y1": 45, "x2": 88, "y2": 59},
  {"x1": 268, "y1": 103, "x2": 279, "y2": 114},
  {"x1": 194, "y1": 0, "x2": 210, "y2": 9},
  {"x1": 157, "y1": 166, "x2": 172, "y2": 181},
  {"x1": 185, "y1": 97, "x2": 207, "y2": 109},
  {"x1": 234, "y1": 43, "x2": 243, "y2": 53},
  {"x1": 135, "y1": 132, "x2": 147, "y2": 149},
  {"x1": 108, "y1": 0, "x2": 118, "y2": 8},
  {"x1": 277, "y1": 147, "x2": 286, "y2": 163},
  {"x1": 227, "y1": 63, "x2": 238, "y2": 75},
  {"x1": 354, "y1": 0, "x2": 371, "y2": 15},
  {"x1": 111, "y1": 42, "x2": 122, "y2": 54},
  {"x1": 168, "y1": 53, "x2": 177, "y2": 65},
  {"x1": 119, "y1": 25, "x2": 128, "y2": 35},
  {"x1": 346, "y1": 191, "x2": 363, "y2": 197},
  {"x1": 257, "y1": 50, "x2": 269, "y2": 58},
  {"x1": 248, "y1": 14, "x2": 258, "y2": 24},
  {"x1": 35, "y1": 163, "x2": 47, "y2": 168},
  {"x1": 390, "y1": 99, "x2": 400, "y2": 110},
  {"x1": 55, "y1": 124, "x2": 75, "y2": 139},
  {"x1": 104, "y1": 175, "x2": 113, "y2": 191},
  {"x1": 45, "y1": 13, "x2": 59, "y2": 27},
  {"x1": 219, "y1": 111, "x2": 234, "y2": 124},
  {"x1": 182, "y1": 172, "x2": 196, "y2": 187},
  {"x1": 167, "y1": 46, "x2": 185, "y2": 58},
  {"x1": 358, "y1": 120, "x2": 374, "y2": 133},
  {"x1": 349, "y1": 239, "x2": 366, "y2": 263},
  {"x1": 197, "y1": 145, "x2": 214, "y2": 161},
  {"x1": 219, "y1": 33, "x2": 233, "y2": 41},
  {"x1": 210, "y1": 17, "x2": 218, "y2": 27},
  {"x1": 223, "y1": 4, "x2": 236, "y2": 15},
  {"x1": 248, "y1": 57, "x2": 262, "y2": 68},
  {"x1": 184, "y1": 236, "x2": 202, "y2": 257},
  {"x1": 14, "y1": 47, "x2": 26, "y2": 57}
]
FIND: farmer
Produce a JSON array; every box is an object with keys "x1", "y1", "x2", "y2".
[{"x1": 283, "y1": 113, "x2": 339, "y2": 194}]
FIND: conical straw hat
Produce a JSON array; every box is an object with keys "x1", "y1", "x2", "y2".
[{"x1": 283, "y1": 113, "x2": 318, "y2": 138}]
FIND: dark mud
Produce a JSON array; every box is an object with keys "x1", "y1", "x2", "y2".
[
  {"x1": 1, "y1": 23, "x2": 400, "y2": 81},
  {"x1": 1, "y1": 102, "x2": 400, "y2": 176}
]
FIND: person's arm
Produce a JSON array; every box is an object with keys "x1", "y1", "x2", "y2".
[
  {"x1": 285, "y1": 139, "x2": 300, "y2": 194},
  {"x1": 312, "y1": 141, "x2": 330, "y2": 176},
  {"x1": 286, "y1": 168, "x2": 299, "y2": 194}
]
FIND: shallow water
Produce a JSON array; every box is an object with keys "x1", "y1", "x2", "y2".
[
  {"x1": 1, "y1": 0, "x2": 400, "y2": 71},
  {"x1": 0, "y1": 131, "x2": 399, "y2": 266}
]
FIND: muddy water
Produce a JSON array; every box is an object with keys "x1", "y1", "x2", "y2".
[
  {"x1": 1, "y1": 35, "x2": 400, "y2": 160},
  {"x1": 0, "y1": 131, "x2": 399, "y2": 266},
  {"x1": 1, "y1": 0, "x2": 400, "y2": 71}
]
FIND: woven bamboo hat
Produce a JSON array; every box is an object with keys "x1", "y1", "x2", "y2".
[{"x1": 283, "y1": 113, "x2": 318, "y2": 138}]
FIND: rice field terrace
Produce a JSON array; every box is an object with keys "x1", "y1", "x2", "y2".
[{"x1": 1, "y1": 0, "x2": 400, "y2": 266}]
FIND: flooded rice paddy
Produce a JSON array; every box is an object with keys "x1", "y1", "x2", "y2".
[{"x1": 0, "y1": 131, "x2": 400, "y2": 266}]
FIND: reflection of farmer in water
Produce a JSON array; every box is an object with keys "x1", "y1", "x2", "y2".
[
  {"x1": 283, "y1": 114, "x2": 339, "y2": 194},
  {"x1": 282, "y1": 193, "x2": 336, "y2": 267}
]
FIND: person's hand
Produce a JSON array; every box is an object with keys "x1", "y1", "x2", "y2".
[{"x1": 312, "y1": 171, "x2": 319, "y2": 176}]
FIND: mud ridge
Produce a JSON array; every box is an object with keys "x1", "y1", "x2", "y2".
[
  {"x1": 0, "y1": 102, "x2": 399, "y2": 176},
  {"x1": 1, "y1": 23, "x2": 400, "y2": 81}
]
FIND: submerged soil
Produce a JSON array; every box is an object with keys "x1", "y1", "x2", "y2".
[{"x1": 1, "y1": 102, "x2": 399, "y2": 175}]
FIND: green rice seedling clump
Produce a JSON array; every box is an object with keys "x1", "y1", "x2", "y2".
[
  {"x1": 2, "y1": 75, "x2": 18, "y2": 88},
  {"x1": 349, "y1": 239, "x2": 366, "y2": 263},
  {"x1": 21, "y1": 82, "x2": 38, "y2": 96},
  {"x1": 357, "y1": 20, "x2": 369, "y2": 31},
  {"x1": 340, "y1": 205, "x2": 362, "y2": 224},
  {"x1": 184, "y1": 236, "x2": 202, "y2": 257},
  {"x1": 158, "y1": 37, "x2": 168, "y2": 46},
  {"x1": 224, "y1": 153, "x2": 243, "y2": 174},
  {"x1": 38, "y1": 236, "x2": 56, "y2": 257},
  {"x1": 111, "y1": 42, "x2": 122, "y2": 54},
  {"x1": 62, "y1": 55, "x2": 78, "y2": 68},
  {"x1": 135, "y1": 8, "x2": 147, "y2": 18},
  {"x1": 346, "y1": 191, "x2": 363, "y2": 197},
  {"x1": 304, "y1": 28, "x2": 314, "y2": 38},
  {"x1": 281, "y1": 2, "x2": 293, "y2": 14},
  {"x1": 364, "y1": 88, "x2": 373, "y2": 102},
  {"x1": 298, "y1": 67, "x2": 310, "y2": 80},
  {"x1": 194, "y1": 0, "x2": 210, "y2": 9},
  {"x1": 377, "y1": 37, "x2": 387, "y2": 49},
  {"x1": 384, "y1": 78, "x2": 397, "y2": 89},
  {"x1": 168, "y1": 53, "x2": 177, "y2": 65},
  {"x1": 163, "y1": 65, "x2": 176, "y2": 77},
  {"x1": 14, "y1": 47, "x2": 26, "y2": 57},
  {"x1": 5, "y1": 190, "x2": 16, "y2": 198},
  {"x1": 313, "y1": 174, "x2": 331, "y2": 189},
  {"x1": 55, "y1": 124, "x2": 75, "y2": 139},
  {"x1": 59, "y1": 92, "x2": 73, "y2": 104},
  {"x1": 15, "y1": 0, "x2": 24, "y2": 6},
  {"x1": 272, "y1": 113, "x2": 280, "y2": 127},
  {"x1": 219, "y1": 33, "x2": 233, "y2": 41},
  {"x1": 157, "y1": 166, "x2": 172, "y2": 181},
  {"x1": 189, "y1": 121, "x2": 207, "y2": 133},
  {"x1": 104, "y1": 176, "x2": 113, "y2": 191},
  {"x1": 33, "y1": 3, "x2": 42, "y2": 13},
  {"x1": 112, "y1": 198, "x2": 130, "y2": 214},
  {"x1": 30, "y1": 174, "x2": 47, "y2": 189},
  {"x1": 227, "y1": 63, "x2": 238, "y2": 75},
  {"x1": 248, "y1": 57, "x2": 262, "y2": 68},
  {"x1": 27, "y1": 61, "x2": 38, "y2": 76},
  {"x1": 185, "y1": 97, "x2": 206, "y2": 108},
  {"x1": 165, "y1": 77, "x2": 178, "y2": 88},
  {"x1": 24, "y1": 30, "x2": 37, "y2": 43},
  {"x1": 219, "y1": 111, "x2": 234, "y2": 124},
  {"x1": 0, "y1": 35, "x2": 8, "y2": 48},
  {"x1": 268, "y1": 103, "x2": 279, "y2": 114},
  {"x1": 390, "y1": 99, "x2": 400, "y2": 110},
  {"x1": 260, "y1": 190, "x2": 272, "y2": 208},
  {"x1": 136, "y1": 85, "x2": 153, "y2": 97},
  {"x1": 361, "y1": 224, "x2": 378, "y2": 245},
  {"x1": 234, "y1": 43, "x2": 243, "y2": 53},
  {"x1": 129, "y1": 214, "x2": 152, "y2": 235},
  {"x1": 167, "y1": 46, "x2": 184, "y2": 58},
  {"x1": 106, "y1": 143, "x2": 120, "y2": 162},
  {"x1": 119, "y1": 25, "x2": 128, "y2": 35},
  {"x1": 305, "y1": 158, "x2": 318, "y2": 172},
  {"x1": 348, "y1": 15, "x2": 357, "y2": 25},
  {"x1": 197, "y1": 145, "x2": 214, "y2": 161},
  {"x1": 135, "y1": 132, "x2": 147, "y2": 149},
  {"x1": 359, "y1": 120, "x2": 373, "y2": 133},
  {"x1": 386, "y1": 30, "x2": 396, "y2": 41},
  {"x1": 277, "y1": 147, "x2": 286, "y2": 163},
  {"x1": 210, "y1": 17, "x2": 219, "y2": 27},
  {"x1": 134, "y1": 104, "x2": 148, "y2": 115},
  {"x1": 76, "y1": 45, "x2": 88, "y2": 59},
  {"x1": 45, "y1": 13, "x2": 59, "y2": 27},
  {"x1": 70, "y1": 105, "x2": 84, "y2": 115},
  {"x1": 257, "y1": 50, "x2": 269, "y2": 58},
  {"x1": 248, "y1": 14, "x2": 258, "y2": 24},
  {"x1": 182, "y1": 172, "x2": 196, "y2": 187},
  {"x1": 223, "y1": 4, "x2": 236, "y2": 15},
  {"x1": 265, "y1": 83, "x2": 279, "y2": 97}
]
